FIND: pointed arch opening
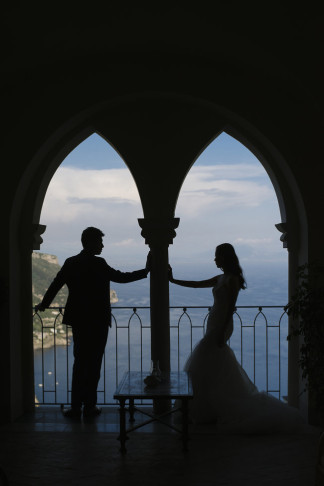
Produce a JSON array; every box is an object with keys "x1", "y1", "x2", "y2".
[
  {"x1": 169, "y1": 132, "x2": 289, "y2": 402},
  {"x1": 32, "y1": 132, "x2": 150, "y2": 406}
]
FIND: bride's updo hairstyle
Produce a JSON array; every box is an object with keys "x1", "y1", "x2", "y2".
[{"x1": 216, "y1": 243, "x2": 246, "y2": 289}]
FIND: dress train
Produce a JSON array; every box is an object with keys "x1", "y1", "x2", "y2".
[{"x1": 177, "y1": 275, "x2": 306, "y2": 433}]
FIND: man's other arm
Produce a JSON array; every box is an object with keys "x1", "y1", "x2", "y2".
[{"x1": 35, "y1": 265, "x2": 67, "y2": 312}]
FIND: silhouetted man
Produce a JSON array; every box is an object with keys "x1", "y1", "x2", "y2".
[{"x1": 36, "y1": 227, "x2": 150, "y2": 418}]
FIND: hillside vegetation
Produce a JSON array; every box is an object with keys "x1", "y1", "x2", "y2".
[
  {"x1": 32, "y1": 252, "x2": 68, "y2": 307},
  {"x1": 32, "y1": 252, "x2": 118, "y2": 307}
]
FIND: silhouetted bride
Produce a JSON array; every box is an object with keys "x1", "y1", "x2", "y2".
[{"x1": 169, "y1": 243, "x2": 304, "y2": 433}]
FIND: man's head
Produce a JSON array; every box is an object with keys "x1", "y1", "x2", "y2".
[{"x1": 81, "y1": 227, "x2": 105, "y2": 255}]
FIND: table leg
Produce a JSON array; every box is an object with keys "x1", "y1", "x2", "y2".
[
  {"x1": 129, "y1": 398, "x2": 135, "y2": 422},
  {"x1": 117, "y1": 398, "x2": 128, "y2": 453},
  {"x1": 181, "y1": 398, "x2": 189, "y2": 451}
]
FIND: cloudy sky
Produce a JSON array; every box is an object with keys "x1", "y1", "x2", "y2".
[{"x1": 38, "y1": 132, "x2": 287, "y2": 274}]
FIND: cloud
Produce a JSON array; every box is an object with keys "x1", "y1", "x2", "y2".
[
  {"x1": 111, "y1": 238, "x2": 136, "y2": 247},
  {"x1": 42, "y1": 167, "x2": 142, "y2": 223},
  {"x1": 188, "y1": 164, "x2": 267, "y2": 180},
  {"x1": 177, "y1": 166, "x2": 273, "y2": 217},
  {"x1": 231, "y1": 236, "x2": 287, "y2": 264},
  {"x1": 234, "y1": 237, "x2": 274, "y2": 246},
  {"x1": 50, "y1": 167, "x2": 140, "y2": 201}
]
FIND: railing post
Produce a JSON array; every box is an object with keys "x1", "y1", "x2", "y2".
[{"x1": 138, "y1": 217, "x2": 180, "y2": 412}]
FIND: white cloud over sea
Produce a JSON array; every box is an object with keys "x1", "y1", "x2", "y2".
[
  {"x1": 40, "y1": 161, "x2": 285, "y2": 268},
  {"x1": 177, "y1": 165, "x2": 273, "y2": 217},
  {"x1": 42, "y1": 167, "x2": 141, "y2": 223}
]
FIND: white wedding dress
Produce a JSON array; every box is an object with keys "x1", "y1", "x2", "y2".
[{"x1": 184, "y1": 275, "x2": 305, "y2": 433}]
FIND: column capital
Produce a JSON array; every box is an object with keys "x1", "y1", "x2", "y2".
[
  {"x1": 275, "y1": 222, "x2": 288, "y2": 249},
  {"x1": 32, "y1": 224, "x2": 46, "y2": 251},
  {"x1": 138, "y1": 217, "x2": 180, "y2": 246}
]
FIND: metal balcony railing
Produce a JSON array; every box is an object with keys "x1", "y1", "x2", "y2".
[{"x1": 33, "y1": 305, "x2": 288, "y2": 405}]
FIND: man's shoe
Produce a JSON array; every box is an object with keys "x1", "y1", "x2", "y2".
[
  {"x1": 62, "y1": 407, "x2": 82, "y2": 419},
  {"x1": 83, "y1": 406, "x2": 102, "y2": 418}
]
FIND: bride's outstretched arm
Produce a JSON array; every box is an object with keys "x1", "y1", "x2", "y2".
[{"x1": 168, "y1": 265, "x2": 218, "y2": 288}]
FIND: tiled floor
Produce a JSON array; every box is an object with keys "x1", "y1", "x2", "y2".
[
  {"x1": 12, "y1": 405, "x2": 174, "y2": 434},
  {"x1": 0, "y1": 406, "x2": 322, "y2": 485}
]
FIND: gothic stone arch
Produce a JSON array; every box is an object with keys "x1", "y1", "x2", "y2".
[{"x1": 8, "y1": 94, "x2": 308, "y2": 420}]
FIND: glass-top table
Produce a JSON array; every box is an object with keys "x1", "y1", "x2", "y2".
[{"x1": 114, "y1": 371, "x2": 193, "y2": 453}]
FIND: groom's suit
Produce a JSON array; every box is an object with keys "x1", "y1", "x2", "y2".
[{"x1": 41, "y1": 249, "x2": 148, "y2": 408}]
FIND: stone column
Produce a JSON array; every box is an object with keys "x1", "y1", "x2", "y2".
[
  {"x1": 287, "y1": 250, "x2": 301, "y2": 409},
  {"x1": 276, "y1": 222, "x2": 300, "y2": 408},
  {"x1": 23, "y1": 224, "x2": 47, "y2": 412},
  {"x1": 138, "y1": 218, "x2": 180, "y2": 374}
]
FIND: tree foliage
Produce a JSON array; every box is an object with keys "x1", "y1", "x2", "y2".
[{"x1": 286, "y1": 263, "x2": 324, "y2": 409}]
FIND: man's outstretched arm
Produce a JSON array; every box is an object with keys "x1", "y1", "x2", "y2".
[{"x1": 108, "y1": 251, "x2": 151, "y2": 284}]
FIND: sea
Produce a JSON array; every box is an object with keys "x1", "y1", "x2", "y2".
[{"x1": 34, "y1": 262, "x2": 290, "y2": 405}]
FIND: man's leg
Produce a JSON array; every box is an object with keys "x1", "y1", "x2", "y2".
[
  {"x1": 83, "y1": 325, "x2": 109, "y2": 413},
  {"x1": 70, "y1": 326, "x2": 88, "y2": 412}
]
